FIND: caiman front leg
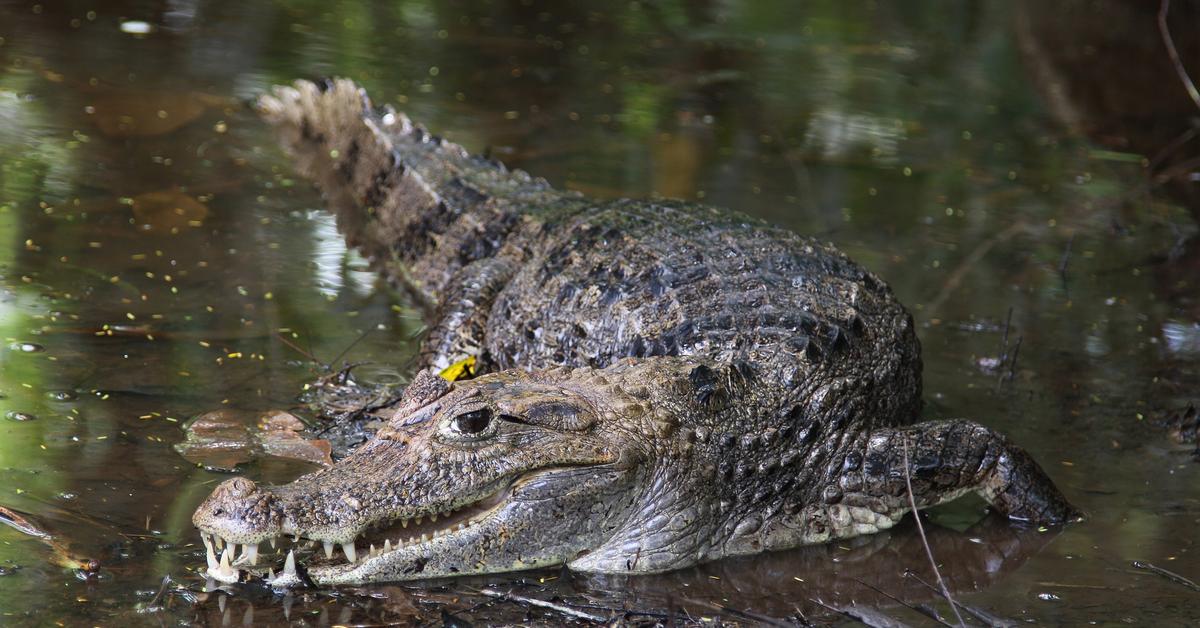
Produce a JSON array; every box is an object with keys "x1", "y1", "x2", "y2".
[
  {"x1": 855, "y1": 420, "x2": 1079, "y2": 522},
  {"x1": 418, "y1": 255, "x2": 517, "y2": 374},
  {"x1": 746, "y1": 420, "x2": 1081, "y2": 554}
]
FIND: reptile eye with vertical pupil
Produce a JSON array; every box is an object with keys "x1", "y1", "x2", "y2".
[{"x1": 452, "y1": 408, "x2": 493, "y2": 434}]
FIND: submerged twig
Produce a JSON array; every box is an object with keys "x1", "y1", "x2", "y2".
[
  {"x1": 907, "y1": 572, "x2": 1018, "y2": 628},
  {"x1": 276, "y1": 332, "x2": 320, "y2": 363},
  {"x1": 812, "y1": 598, "x2": 911, "y2": 628},
  {"x1": 681, "y1": 596, "x2": 795, "y2": 627},
  {"x1": 1058, "y1": 234, "x2": 1074, "y2": 298},
  {"x1": 901, "y1": 438, "x2": 967, "y2": 628},
  {"x1": 477, "y1": 587, "x2": 607, "y2": 623},
  {"x1": 924, "y1": 221, "x2": 1026, "y2": 317},
  {"x1": 851, "y1": 577, "x2": 954, "y2": 627},
  {"x1": 1159, "y1": 0, "x2": 1200, "y2": 112},
  {"x1": 0, "y1": 505, "x2": 99, "y2": 573},
  {"x1": 1005, "y1": 335, "x2": 1023, "y2": 384},
  {"x1": 1132, "y1": 560, "x2": 1200, "y2": 592}
]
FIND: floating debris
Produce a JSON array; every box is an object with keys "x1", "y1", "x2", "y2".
[
  {"x1": 119, "y1": 20, "x2": 155, "y2": 35},
  {"x1": 9, "y1": 342, "x2": 44, "y2": 353},
  {"x1": 131, "y1": 189, "x2": 209, "y2": 231},
  {"x1": 4, "y1": 411, "x2": 36, "y2": 422},
  {"x1": 175, "y1": 408, "x2": 332, "y2": 471}
]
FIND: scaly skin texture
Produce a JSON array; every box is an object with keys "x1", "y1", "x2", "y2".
[{"x1": 192, "y1": 80, "x2": 1079, "y2": 586}]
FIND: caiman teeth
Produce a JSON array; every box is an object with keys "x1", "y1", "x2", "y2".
[
  {"x1": 238, "y1": 542, "x2": 259, "y2": 566},
  {"x1": 254, "y1": 484, "x2": 511, "y2": 574}
]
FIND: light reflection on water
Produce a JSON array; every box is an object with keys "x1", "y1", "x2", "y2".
[{"x1": 0, "y1": 0, "x2": 1196, "y2": 625}]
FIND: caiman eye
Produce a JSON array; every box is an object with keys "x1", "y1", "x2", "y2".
[{"x1": 452, "y1": 408, "x2": 493, "y2": 435}]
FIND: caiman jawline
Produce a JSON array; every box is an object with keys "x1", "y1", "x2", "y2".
[{"x1": 201, "y1": 477, "x2": 516, "y2": 583}]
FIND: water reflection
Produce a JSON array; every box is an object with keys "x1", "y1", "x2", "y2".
[{"x1": 0, "y1": 0, "x2": 1196, "y2": 625}]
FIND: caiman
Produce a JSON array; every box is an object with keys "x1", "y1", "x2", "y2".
[{"x1": 192, "y1": 79, "x2": 1079, "y2": 587}]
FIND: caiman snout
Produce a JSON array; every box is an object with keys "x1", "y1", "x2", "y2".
[{"x1": 192, "y1": 477, "x2": 284, "y2": 555}]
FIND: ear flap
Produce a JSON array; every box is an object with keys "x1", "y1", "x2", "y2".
[{"x1": 521, "y1": 399, "x2": 598, "y2": 431}]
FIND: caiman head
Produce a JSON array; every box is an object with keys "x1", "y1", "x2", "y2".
[{"x1": 192, "y1": 366, "x2": 657, "y2": 586}]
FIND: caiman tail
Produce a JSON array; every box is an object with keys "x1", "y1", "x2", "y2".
[{"x1": 257, "y1": 79, "x2": 581, "y2": 307}]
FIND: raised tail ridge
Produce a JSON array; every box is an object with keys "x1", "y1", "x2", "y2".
[{"x1": 257, "y1": 78, "x2": 580, "y2": 302}]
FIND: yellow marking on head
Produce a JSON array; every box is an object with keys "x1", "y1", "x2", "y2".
[{"x1": 439, "y1": 356, "x2": 477, "y2": 382}]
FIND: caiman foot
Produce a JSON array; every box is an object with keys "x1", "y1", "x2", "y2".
[{"x1": 840, "y1": 420, "x2": 1082, "y2": 528}]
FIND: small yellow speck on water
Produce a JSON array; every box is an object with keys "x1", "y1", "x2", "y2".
[
  {"x1": 199, "y1": 341, "x2": 210, "y2": 348},
  {"x1": 1061, "y1": 460, "x2": 1074, "y2": 466},
  {"x1": 126, "y1": 312, "x2": 135, "y2": 320},
  {"x1": 329, "y1": 149, "x2": 340, "y2": 158},
  {"x1": 264, "y1": 292, "x2": 273, "y2": 300},
  {"x1": 213, "y1": 121, "x2": 227, "y2": 133},
  {"x1": 15, "y1": 489, "x2": 24, "y2": 494},
  {"x1": 39, "y1": 445, "x2": 46, "y2": 450},
  {"x1": 902, "y1": 166, "x2": 912, "y2": 176}
]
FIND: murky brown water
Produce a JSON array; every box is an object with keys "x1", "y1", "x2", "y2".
[{"x1": 1, "y1": 1, "x2": 1198, "y2": 625}]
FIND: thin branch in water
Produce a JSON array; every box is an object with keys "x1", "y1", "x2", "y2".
[
  {"x1": 276, "y1": 332, "x2": 320, "y2": 363},
  {"x1": 906, "y1": 572, "x2": 1018, "y2": 628},
  {"x1": 1159, "y1": 0, "x2": 1200, "y2": 112},
  {"x1": 811, "y1": 598, "x2": 911, "y2": 628},
  {"x1": 1058, "y1": 234, "x2": 1074, "y2": 298},
  {"x1": 330, "y1": 329, "x2": 373, "y2": 367},
  {"x1": 476, "y1": 587, "x2": 607, "y2": 623},
  {"x1": 1005, "y1": 335, "x2": 1023, "y2": 385},
  {"x1": 1132, "y1": 560, "x2": 1200, "y2": 592},
  {"x1": 924, "y1": 221, "x2": 1026, "y2": 317},
  {"x1": 901, "y1": 436, "x2": 967, "y2": 628},
  {"x1": 851, "y1": 577, "x2": 955, "y2": 627},
  {"x1": 681, "y1": 596, "x2": 795, "y2": 628}
]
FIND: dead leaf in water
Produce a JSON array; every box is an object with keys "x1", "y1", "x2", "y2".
[
  {"x1": 87, "y1": 89, "x2": 230, "y2": 138},
  {"x1": 131, "y1": 189, "x2": 208, "y2": 230},
  {"x1": 175, "y1": 409, "x2": 332, "y2": 471}
]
